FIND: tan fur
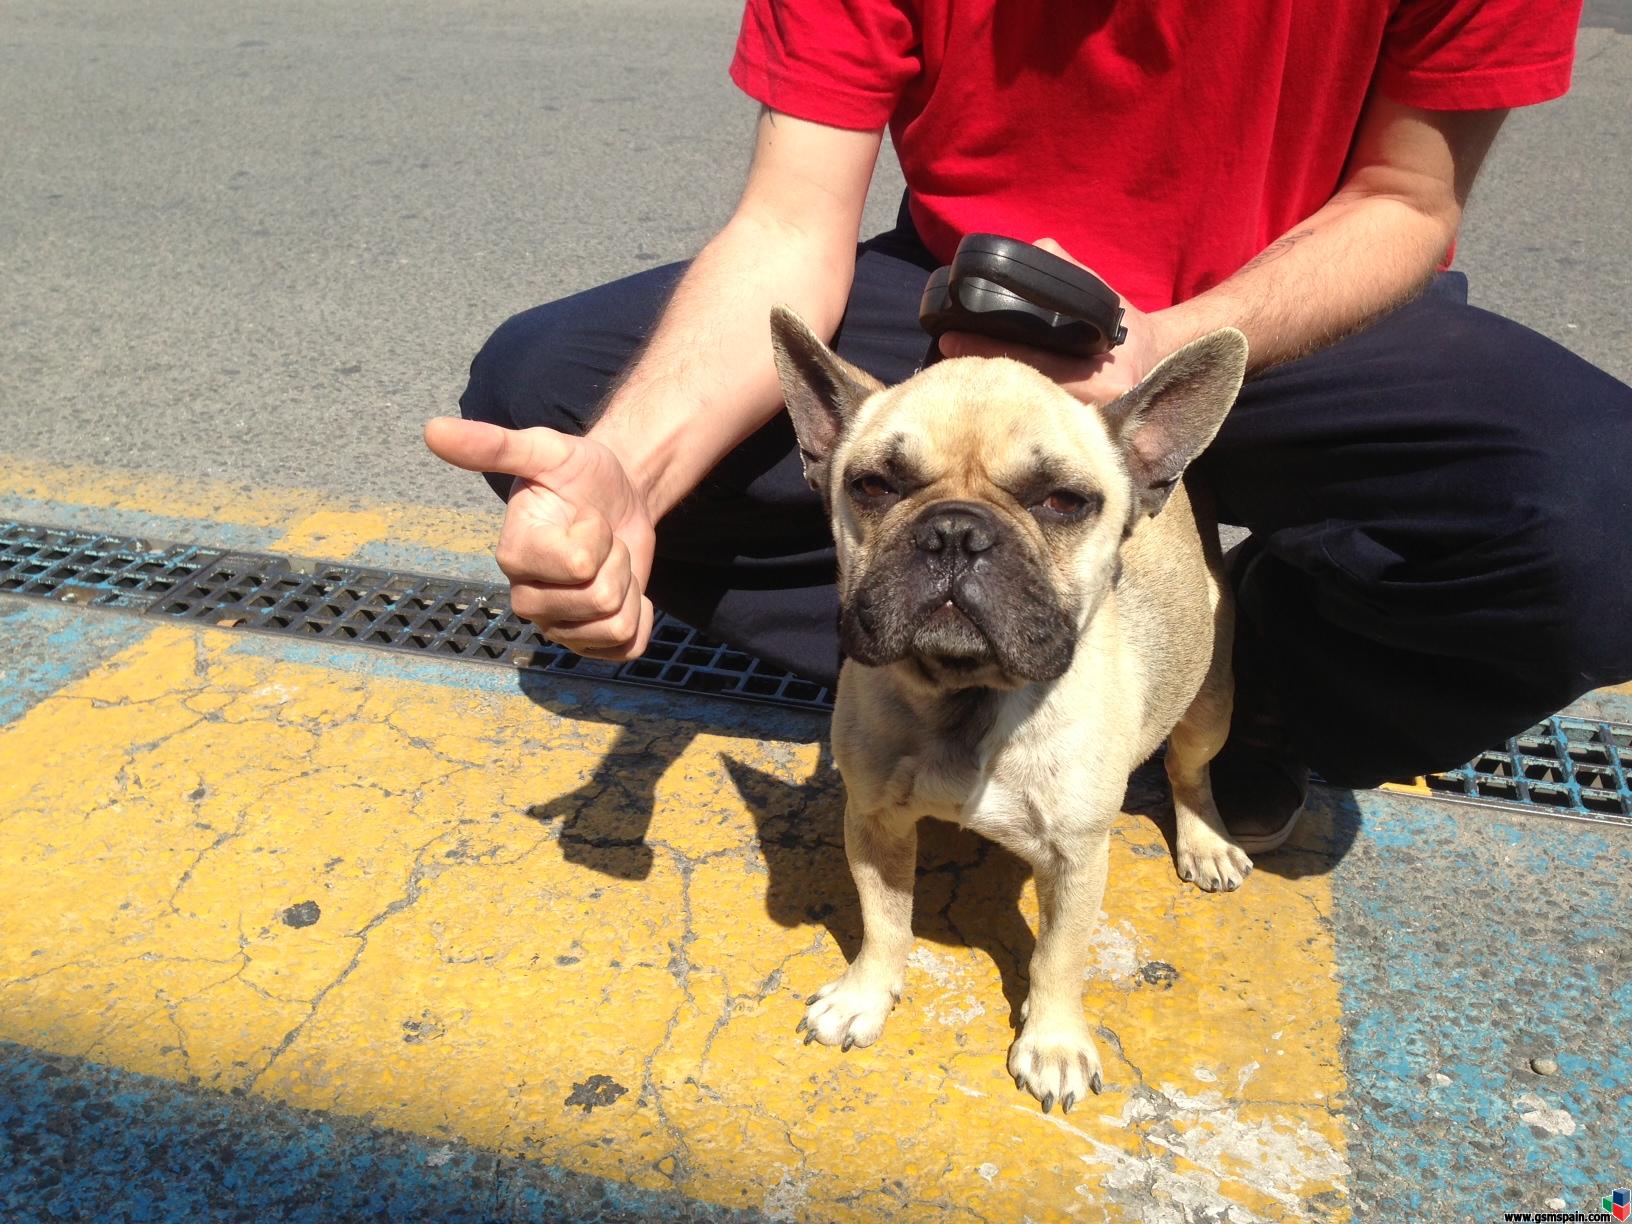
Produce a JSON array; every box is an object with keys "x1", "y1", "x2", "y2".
[{"x1": 775, "y1": 310, "x2": 1250, "y2": 1109}]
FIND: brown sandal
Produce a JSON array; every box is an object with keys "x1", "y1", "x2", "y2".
[{"x1": 1210, "y1": 738, "x2": 1309, "y2": 854}]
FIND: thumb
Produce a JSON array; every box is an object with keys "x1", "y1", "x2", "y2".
[
  {"x1": 1033, "y1": 236, "x2": 1090, "y2": 271},
  {"x1": 424, "y1": 417, "x2": 577, "y2": 482}
]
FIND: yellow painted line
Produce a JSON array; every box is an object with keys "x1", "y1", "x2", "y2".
[
  {"x1": 0, "y1": 454, "x2": 498, "y2": 561},
  {"x1": 1380, "y1": 778, "x2": 1433, "y2": 797},
  {"x1": 0, "y1": 455, "x2": 297, "y2": 530},
  {"x1": 271, "y1": 509, "x2": 396, "y2": 558},
  {"x1": 0, "y1": 623, "x2": 1350, "y2": 1220}
]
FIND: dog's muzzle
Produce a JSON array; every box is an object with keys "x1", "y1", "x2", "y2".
[{"x1": 842, "y1": 499, "x2": 1077, "y2": 684}]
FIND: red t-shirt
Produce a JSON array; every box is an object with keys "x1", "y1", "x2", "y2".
[{"x1": 730, "y1": 1, "x2": 1580, "y2": 311}]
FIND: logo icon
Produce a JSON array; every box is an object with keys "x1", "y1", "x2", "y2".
[{"x1": 1605, "y1": 1187, "x2": 1631, "y2": 1221}]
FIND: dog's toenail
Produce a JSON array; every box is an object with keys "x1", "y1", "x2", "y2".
[
  {"x1": 1041, "y1": 1093, "x2": 1055, "y2": 1114},
  {"x1": 841, "y1": 1035, "x2": 854, "y2": 1052},
  {"x1": 1062, "y1": 1093, "x2": 1075, "y2": 1114},
  {"x1": 1091, "y1": 1072, "x2": 1103, "y2": 1094}
]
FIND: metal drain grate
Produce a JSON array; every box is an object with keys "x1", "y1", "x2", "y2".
[
  {"x1": 1417, "y1": 717, "x2": 1631, "y2": 828},
  {"x1": 0, "y1": 522, "x2": 215, "y2": 611},
  {"x1": 4, "y1": 519, "x2": 1630, "y2": 826},
  {"x1": 0, "y1": 521, "x2": 829, "y2": 712}
]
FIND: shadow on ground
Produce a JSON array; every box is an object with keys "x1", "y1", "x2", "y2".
[
  {"x1": 513, "y1": 675, "x2": 1366, "y2": 1028},
  {"x1": 0, "y1": 1041, "x2": 750, "y2": 1223}
]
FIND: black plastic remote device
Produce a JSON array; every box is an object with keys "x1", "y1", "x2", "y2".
[{"x1": 919, "y1": 233, "x2": 1127, "y2": 362}]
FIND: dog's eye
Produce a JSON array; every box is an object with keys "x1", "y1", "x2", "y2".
[
  {"x1": 849, "y1": 474, "x2": 897, "y2": 504},
  {"x1": 1032, "y1": 490, "x2": 1098, "y2": 522}
]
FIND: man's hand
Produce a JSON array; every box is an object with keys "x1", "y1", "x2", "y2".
[
  {"x1": 423, "y1": 418, "x2": 656, "y2": 660},
  {"x1": 422, "y1": 109, "x2": 879, "y2": 667},
  {"x1": 936, "y1": 238, "x2": 1172, "y2": 405}
]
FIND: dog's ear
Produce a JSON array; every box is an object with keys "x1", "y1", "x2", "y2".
[
  {"x1": 1103, "y1": 327, "x2": 1248, "y2": 517},
  {"x1": 770, "y1": 306, "x2": 883, "y2": 491}
]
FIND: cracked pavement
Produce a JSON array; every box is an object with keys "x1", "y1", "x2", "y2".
[
  {"x1": 2, "y1": 450, "x2": 1630, "y2": 1223},
  {"x1": 0, "y1": 608, "x2": 1354, "y2": 1221},
  {"x1": 0, "y1": 450, "x2": 1627, "y2": 1219}
]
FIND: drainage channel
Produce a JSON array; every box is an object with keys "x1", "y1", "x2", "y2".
[
  {"x1": 0, "y1": 520, "x2": 829, "y2": 712},
  {"x1": 2, "y1": 519, "x2": 1628, "y2": 830}
]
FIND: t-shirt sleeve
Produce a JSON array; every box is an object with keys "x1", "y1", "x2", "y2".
[
  {"x1": 1376, "y1": 0, "x2": 1582, "y2": 110},
  {"x1": 729, "y1": 0, "x2": 921, "y2": 131}
]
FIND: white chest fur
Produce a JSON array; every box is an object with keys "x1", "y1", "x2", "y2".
[{"x1": 877, "y1": 698, "x2": 1116, "y2": 862}]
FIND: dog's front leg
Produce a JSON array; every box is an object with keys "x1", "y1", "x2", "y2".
[
  {"x1": 1009, "y1": 833, "x2": 1109, "y2": 1111},
  {"x1": 801, "y1": 801, "x2": 916, "y2": 1051},
  {"x1": 1169, "y1": 568, "x2": 1253, "y2": 892}
]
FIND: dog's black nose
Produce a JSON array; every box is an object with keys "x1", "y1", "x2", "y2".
[{"x1": 913, "y1": 502, "x2": 998, "y2": 556}]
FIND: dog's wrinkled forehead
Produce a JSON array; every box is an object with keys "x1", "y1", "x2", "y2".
[
  {"x1": 771, "y1": 305, "x2": 1248, "y2": 525},
  {"x1": 840, "y1": 357, "x2": 1123, "y2": 491}
]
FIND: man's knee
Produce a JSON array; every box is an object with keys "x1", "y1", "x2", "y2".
[
  {"x1": 1525, "y1": 416, "x2": 1632, "y2": 690},
  {"x1": 459, "y1": 302, "x2": 590, "y2": 437},
  {"x1": 458, "y1": 261, "x2": 686, "y2": 447},
  {"x1": 453, "y1": 305, "x2": 588, "y2": 501},
  {"x1": 1478, "y1": 322, "x2": 1632, "y2": 687},
  {"x1": 1338, "y1": 386, "x2": 1632, "y2": 703}
]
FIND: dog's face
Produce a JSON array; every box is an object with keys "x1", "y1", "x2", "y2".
[{"x1": 771, "y1": 308, "x2": 1246, "y2": 691}]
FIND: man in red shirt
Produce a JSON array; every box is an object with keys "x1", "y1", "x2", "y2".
[{"x1": 426, "y1": 1, "x2": 1629, "y2": 848}]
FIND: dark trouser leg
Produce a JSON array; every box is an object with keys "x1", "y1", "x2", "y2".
[
  {"x1": 1195, "y1": 273, "x2": 1632, "y2": 787},
  {"x1": 457, "y1": 220, "x2": 935, "y2": 687}
]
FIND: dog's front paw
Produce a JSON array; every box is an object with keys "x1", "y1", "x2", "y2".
[
  {"x1": 1175, "y1": 821, "x2": 1253, "y2": 893},
  {"x1": 1007, "y1": 1018, "x2": 1103, "y2": 1112},
  {"x1": 798, "y1": 971, "x2": 899, "y2": 1051}
]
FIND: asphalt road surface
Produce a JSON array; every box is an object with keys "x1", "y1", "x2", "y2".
[{"x1": 4, "y1": 1, "x2": 1628, "y2": 515}]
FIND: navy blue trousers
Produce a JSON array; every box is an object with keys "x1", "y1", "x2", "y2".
[{"x1": 460, "y1": 211, "x2": 1632, "y2": 787}]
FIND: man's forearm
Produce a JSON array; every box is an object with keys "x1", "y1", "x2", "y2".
[
  {"x1": 586, "y1": 213, "x2": 854, "y2": 520},
  {"x1": 1159, "y1": 188, "x2": 1453, "y2": 372},
  {"x1": 1159, "y1": 101, "x2": 1506, "y2": 372}
]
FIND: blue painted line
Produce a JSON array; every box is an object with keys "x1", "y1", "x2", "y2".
[
  {"x1": 1329, "y1": 788, "x2": 1632, "y2": 1215},
  {"x1": 0, "y1": 598, "x2": 153, "y2": 725},
  {"x1": 0, "y1": 1041, "x2": 754, "y2": 1223}
]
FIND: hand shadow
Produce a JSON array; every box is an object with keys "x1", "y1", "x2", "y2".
[
  {"x1": 520, "y1": 720, "x2": 679, "y2": 881},
  {"x1": 512, "y1": 669, "x2": 837, "y2": 883},
  {"x1": 514, "y1": 667, "x2": 748, "y2": 881}
]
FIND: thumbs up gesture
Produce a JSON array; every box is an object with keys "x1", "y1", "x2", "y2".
[{"x1": 424, "y1": 418, "x2": 657, "y2": 660}]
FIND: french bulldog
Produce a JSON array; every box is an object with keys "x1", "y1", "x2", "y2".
[{"x1": 771, "y1": 306, "x2": 1253, "y2": 1111}]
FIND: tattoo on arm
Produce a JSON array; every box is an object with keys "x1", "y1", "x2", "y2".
[{"x1": 1242, "y1": 227, "x2": 1315, "y2": 273}]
